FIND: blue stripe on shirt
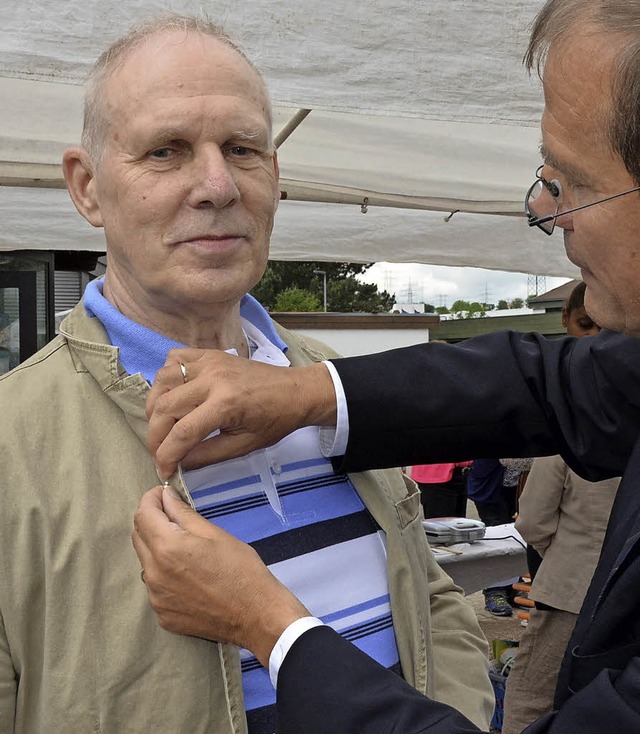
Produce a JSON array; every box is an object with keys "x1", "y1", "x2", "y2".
[{"x1": 80, "y1": 276, "x2": 397, "y2": 734}]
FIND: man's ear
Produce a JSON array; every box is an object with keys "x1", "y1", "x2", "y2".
[
  {"x1": 561, "y1": 305, "x2": 569, "y2": 329},
  {"x1": 62, "y1": 147, "x2": 104, "y2": 228}
]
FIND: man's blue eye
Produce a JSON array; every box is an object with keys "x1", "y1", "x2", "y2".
[
  {"x1": 151, "y1": 148, "x2": 173, "y2": 159},
  {"x1": 230, "y1": 146, "x2": 251, "y2": 156}
]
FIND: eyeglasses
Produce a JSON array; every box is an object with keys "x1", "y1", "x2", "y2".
[{"x1": 525, "y1": 164, "x2": 640, "y2": 235}]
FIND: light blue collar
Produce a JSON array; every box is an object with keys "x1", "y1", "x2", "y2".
[{"x1": 83, "y1": 277, "x2": 287, "y2": 384}]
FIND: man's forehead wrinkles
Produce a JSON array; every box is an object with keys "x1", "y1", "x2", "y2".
[
  {"x1": 539, "y1": 143, "x2": 591, "y2": 184},
  {"x1": 232, "y1": 129, "x2": 266, "y2": 142},
  {"x1": 129, "y1": 120, "x2": 269, "y2": 145}
]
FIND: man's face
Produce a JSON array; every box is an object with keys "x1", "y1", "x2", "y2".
[
  {"x1": 77, "y1": 31, "x2": 279, "y2": 320},
  {"x1": 540, "y1": 30, "x2": 640, "y2": 335},
  {"x1": 562, "y1": 305, "x2": 600, "y2": 338}
]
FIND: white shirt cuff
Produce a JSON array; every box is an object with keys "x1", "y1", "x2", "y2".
[
  {"x1": 268, "y1": 616, "x2": 325, "y2": 688},
  {"x1": 318, "y1": 360, "x2": 349, "y2": 457}
]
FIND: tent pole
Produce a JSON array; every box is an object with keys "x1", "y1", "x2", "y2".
[{"x1": 274, "y1": 109, "x2": 311, "y2": 149}]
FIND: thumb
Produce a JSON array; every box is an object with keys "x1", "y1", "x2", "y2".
[{"x1": 161, "y1": 486, "x2": 213, "y2": 537}]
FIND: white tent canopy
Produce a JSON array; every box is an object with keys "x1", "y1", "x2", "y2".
[{"x1": 0, "y1": 0, "x2": 578, "y2": 278}]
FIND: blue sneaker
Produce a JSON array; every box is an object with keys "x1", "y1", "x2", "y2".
[{"x1": 484, "y1": 589, "x2": 513, "y2": 617}]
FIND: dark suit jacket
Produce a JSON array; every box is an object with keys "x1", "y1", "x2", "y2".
[{"x1": 276, "y1": 330, "x2": 640, "y2": 733}]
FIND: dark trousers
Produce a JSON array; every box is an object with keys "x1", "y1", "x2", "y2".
[
  {"x1": 418, "y1": 468, "x2": 468, "y2": 518},
  {"x1": 473, "y1": 484, "x2": 517, "y2": 526}
]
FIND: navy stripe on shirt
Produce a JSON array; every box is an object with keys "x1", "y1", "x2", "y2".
[{"x1": 250, "y1": 510, "x2": 379, "y2": 566}]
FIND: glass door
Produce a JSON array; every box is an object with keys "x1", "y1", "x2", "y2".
[{"x1": 0, "y1": 253, "x2": 54, "y2": 375}]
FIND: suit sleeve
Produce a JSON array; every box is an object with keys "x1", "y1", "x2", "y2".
[
  {"x1": 276, "y1": 625, "x2": 484, "y2": 734},
  {"x1": 330, "y1": 330, "x2": 640, "y2": 481},
  {"x1": 523, "y1": 658, "x2": 640, "y2": 733},
  {"x1": 276, "y1": 627, "x2": 640, "y2": 734},
  {"x1": 0, "y1": 609, "x2": 16, "y2": 731}
]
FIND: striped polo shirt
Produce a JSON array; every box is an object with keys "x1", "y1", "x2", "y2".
[
  {"x1": 185, "y1": 426, "x2": 401, "y2": 731},
  {"x1": 84, "y1": 279, "x2": 402, "y2": 733}
]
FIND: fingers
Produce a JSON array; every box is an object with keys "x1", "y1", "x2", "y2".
[
  {"x1": 148, "y1": 349, "x2": 245, "y2": 479},
  {"x1": 178, "y1": 434, "x2": 267, "y2": 471},
  {"x1": 132, "y1": 484, "x2": 311, "y2": 661},
  {"x1": 151, "y1": 400, "x2": 231, "y2": 480},
  {"x1": 160, "y1": 486, "x2": 220, "y2": 538},
  {"x1": 147, "y1": 350, "x2": 216, "y2": 469},
  {"x1": 131, "y1": 485, "x2": 165, "y2": 572},
  {"x1": 133, "y1": 485, "x2": 221, "y2": 560},
  {"x1": 147, "y1": 387, "x2": 217, "y2": 478},
  {"x1": 146, "y1": 348, "x2": 209, "y2": 418},
  {"x1": 132, "y1": 485, "x2": 186, "y2": 563},
  {"x1": 149, "y1": 356, "x2": 277, "y2": 478},
  {"x1": 155, "y1": 417, "x2": 277, "y2": 479},
  {"x1": 146, "y1": 349, "x2": 336, "y2": 481},
  {"x1": 133, "y1": 485, "x2": 177, "y2": 541}
]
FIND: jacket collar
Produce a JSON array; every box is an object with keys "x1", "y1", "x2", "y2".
[{"x1": 59, "y1": 301, "x2": 151, "y2": 447}]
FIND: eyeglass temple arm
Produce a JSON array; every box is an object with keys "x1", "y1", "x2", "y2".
[{"x1": 527, "y1": 185, "x2": 640, "y2": 227}]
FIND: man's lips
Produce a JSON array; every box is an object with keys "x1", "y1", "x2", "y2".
[
  {"x1": 175, "y1": 234, "x2": 246, "y2": 252},
  {"x1": 180, "y1": 234, "x2": 244, "y2": 244}
]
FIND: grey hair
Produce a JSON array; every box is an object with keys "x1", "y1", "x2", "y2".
[
  {"x1": 81, "y1": 14, "x2": 273, "y2": 164},
  {"x1": 525, "y1": 0, "x2": 640, "y2": 183}
]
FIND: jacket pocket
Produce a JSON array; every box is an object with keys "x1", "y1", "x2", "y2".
[
  {"x1": 394, "y1": 474, "x2": 422, "y2": 530},
  {"x1": 568, "y1": 640, "x2": 640, "y2": 694}
]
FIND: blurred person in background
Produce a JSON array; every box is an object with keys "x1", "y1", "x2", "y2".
[
  {"x1": 410, "y1": 461, "x2": 472, "y2": 518},
  {"x1": 502, "y1": 282, "x2": 620, "y2": 733}
]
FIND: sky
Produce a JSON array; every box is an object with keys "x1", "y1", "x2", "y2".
[{"x1": 358, "y1": 262, "x2": 571, "y2": 308}]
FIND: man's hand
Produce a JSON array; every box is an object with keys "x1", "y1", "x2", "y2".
[
  {"x1": 131, "y1": 485, "x2": 310, "y2": 667},
  {"x1": 147, "y1": 349, "x2": 337, "y2": 481}
]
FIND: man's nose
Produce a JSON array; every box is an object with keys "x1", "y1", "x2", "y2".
[{"x1": 188, "y1": 148, "x2": 240, "y2": 209}]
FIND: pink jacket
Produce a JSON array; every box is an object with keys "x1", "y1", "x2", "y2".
[{"x1": 410, "y1": 462, "x2": 473, "y2": 484}]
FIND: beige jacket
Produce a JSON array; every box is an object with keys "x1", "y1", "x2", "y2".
[
  {"x1": 516, "y1": 455, "x2": 620, "y2": 613},
  {"x1": 0, "y1": 302, "x2": 492, "y2": 733}
]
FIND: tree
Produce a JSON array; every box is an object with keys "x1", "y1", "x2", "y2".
[
  {"x1": 272, "y1": 287, "x2": 321, "y2": 312},
  {"x1": 327, "y1": 278, "x2": 395, "y2": 313},
  {"x1": 450, "y1": 300, "x2": 488, "y2": 319},
  {"x1": 435, "y1": 306, "x2": 450, "y2": 315},
  {"x1": 497, "y1": 299, "x2": 509, "y2": 310},
  {"x1": 511, "y1": 297, "x2": 525, "y2": 309},
  {"x1": 251, "y1": 261, "x2": 394, "y2": 313},
  {"x1": 423, "y1": 303, "x2": 436, "y2": 313}
]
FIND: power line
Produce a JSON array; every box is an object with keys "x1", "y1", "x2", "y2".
[{"x1": 527, "y1": 274, "x2": 546, "y2": 297}]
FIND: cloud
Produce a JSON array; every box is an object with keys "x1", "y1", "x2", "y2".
[{"x1": 358, "y1": 262, "x2": 570, "y2": 307}]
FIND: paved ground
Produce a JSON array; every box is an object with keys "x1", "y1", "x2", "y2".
[{"x1": 467, "y1": 590, "x2": 526, "y2": 651}]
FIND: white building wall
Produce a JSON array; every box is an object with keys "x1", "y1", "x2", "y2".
[{"x1": 293, "y1": 327, "x2": 430, "y2": 357}]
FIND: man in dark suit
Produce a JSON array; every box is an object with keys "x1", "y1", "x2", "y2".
[{"x1": 134, "y1": 0, "x2": 640, "y2": 731}]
